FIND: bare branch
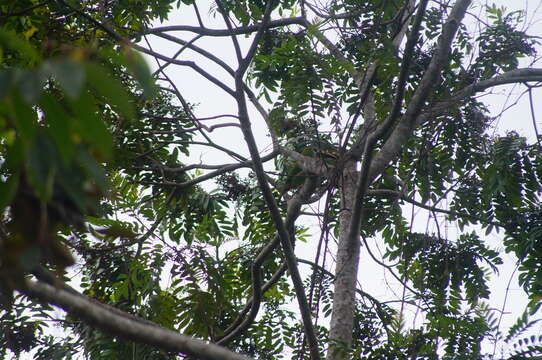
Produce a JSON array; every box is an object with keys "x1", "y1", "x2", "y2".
[
  {"x1": 148, "y1": 28, "x2": 277, "y2": 145},
  {"x1": 139, "y1": 17, "x2": 306, "y2": 37},
  {"x1": 149, "y1": 122, "x2": 241, "y2": 135},
  {"x1": 417, "y1": 68, "x2": 542, "y2": 124},
  {"x1": 134, "y1": 44, "x2": 236, "y2": 96},
  {"x1": 136, "y1": 150, "x2": 278, "y2": 189},
  {"x1": 151, "y1": 34, "x2": 203, "y2": 77}
]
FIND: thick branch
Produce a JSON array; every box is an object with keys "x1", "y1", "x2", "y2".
[
  {"x1": 281, "y1": 148, "x2": 329, "y2": 176},
  {"x1": 417, "y1": 68, "x2": 542, "y2": 124},
  {"x1": 366, "y1": 68, "x2": 542, "y2": 184},
  {"x1": 347, "y1": 0, "x2": 434, "y2": 251},
  {"x1": 367, "y1": 0, "x2": 473, "y2": 184},
  {"x1": 20, "y1": 279, "x2": 252, "y2": 360}
]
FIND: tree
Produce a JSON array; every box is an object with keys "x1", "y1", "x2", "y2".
[{"x1": 1, "y1": 0, "x2": 542, "y2": 359}]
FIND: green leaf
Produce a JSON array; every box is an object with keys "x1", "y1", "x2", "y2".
[
  {"x1": 0, "y1": 29, "x2": 39, "y2": 64},
  {"x1": 15, "y1": 68, "x2": 46, "y2": 104},
  {"x1": 85, "y1": 63, "x2": 135, "y2": 121},
  {"x1": 76, "y1": 149, "x2": 108, "y2": 191},
  {"x1": 25, "y1": 132, "x2": 57, "y2": 201},
  {"x1": 10, "y1": 91, "x2": 37, "y2": 145},
  {"x1": 47, "y1": 59, "x2": 86, "y2": 99},
  {"x1": 0, "y1": 70, "x2": 14, "y2": 99},
  {"x1": 0, "y1": 174, "x2": 19, "y2": 211},
  {"x1": 71, "y1": 90, "x2": 113, "y2": 159},
  {"x1": 120, "y1": 50, "x2": 157, "y2": 98},
  {"x1": 40, "y1": 94, "x2": 75, "y2": 161}
]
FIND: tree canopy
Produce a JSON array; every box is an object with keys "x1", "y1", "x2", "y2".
[{"x1": 1, "y1": 0, "x2": 542, "y2": 359}]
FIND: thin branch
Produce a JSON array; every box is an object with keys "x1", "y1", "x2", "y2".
[
  {"x1": 217, "y1": 262, "x2": 288, "y2": 344},
  {"x1": 383, "y1": 0, "x2": 430, "y2": 138},
  {"x1": 296, "y1": 258, "x2": 391, "y2": 331},
  {"x1": 148, "y1": 52, "x2": 247, "y2": 163},
  {"x1": 342, "y1": 0, "x2": 414, "y2": 155},
  {"x1": 492, "y1": 262, "x2": 521, "y2": 357},
  {"x1": 57, "y1": 0, "x2": 125, "y2": 42},
  {"x1": 192, "y1": 1, "x2": 204, "y2": 28},
  {"x1": 526, "y1": 84, "x2": 542, "y2": 151},
  {"x1": 307, "y1": 18, "x2": 361, "y2": 83},
  {"x1": 139, "y1": 17, "x2": 306, "y2": 37},
  {"x1": 147, "y1": 25, "x2": 278, "y2": 145},
  {"x1": 147, "y1": 27, "x2": 276, "y2": 144},
  {"x1": 368, "y1": 188, "x2": 504, "y2": 227},
  {"x1": 151, "y1": 34, "x2": 203, "y2": 77},
  {"x1": 217, "y1": 177, "x2": 318, "y2": 345},
  {"x1": 142, "y1": 114, "x2": 239, "y2": 122},
  {"x1": 136, "y1": 150, "x2": 278, "y2": 190},
  {"x1": 359, "y1": 235, "x2": 430, "y2": 307},
  {"x1": 149, "y1": 122, "x2": 241, "y2": 134},
  {"x1": 230, "y1": 4, "x2": 321, "y2": 358},
  {"x1": 304, "y1": 1, "x2": 373, "y2": 20},
  {"x1": 157, "y1": 140, "x2": 248, "y2": 162},
  {"x1": 134, "y1": 44, "x2": 236, "y2": 97}
]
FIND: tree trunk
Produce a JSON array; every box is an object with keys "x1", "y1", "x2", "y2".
[{"x1": 326, "y1": 161, "x2": 360, "y2": 360}]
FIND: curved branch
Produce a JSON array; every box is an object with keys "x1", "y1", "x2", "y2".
[
  {"x1": 151, "y1": 34, "x2": 203, "y2": 77},
  {"x1": 133, "y1": 44, "x2": 235, "y2": 97},
  {"x1": 217, "y1": 177, "x2": 318, "y2": 345},
  {"x1": 20, "y1": 279, "x2": 252, "y2": 360},
  {"x1": 149, "y1": 122, "x2": 241, "y2": 135},
  {"x1": 158, "y1": 140, "x2": 248, "y2": 162}
]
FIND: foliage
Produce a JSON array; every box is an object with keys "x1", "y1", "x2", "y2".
[{"x1": 1, "y1": 0, "x2": 542, "y2": 360}]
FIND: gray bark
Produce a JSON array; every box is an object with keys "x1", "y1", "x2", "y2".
[{"x1": 326, "y1": 161, "x2": 360, "y2": 359}]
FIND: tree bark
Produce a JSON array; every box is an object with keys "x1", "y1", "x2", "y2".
[{"x1": 326, "y1": 161, "x2": 360, "y2": 360}]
